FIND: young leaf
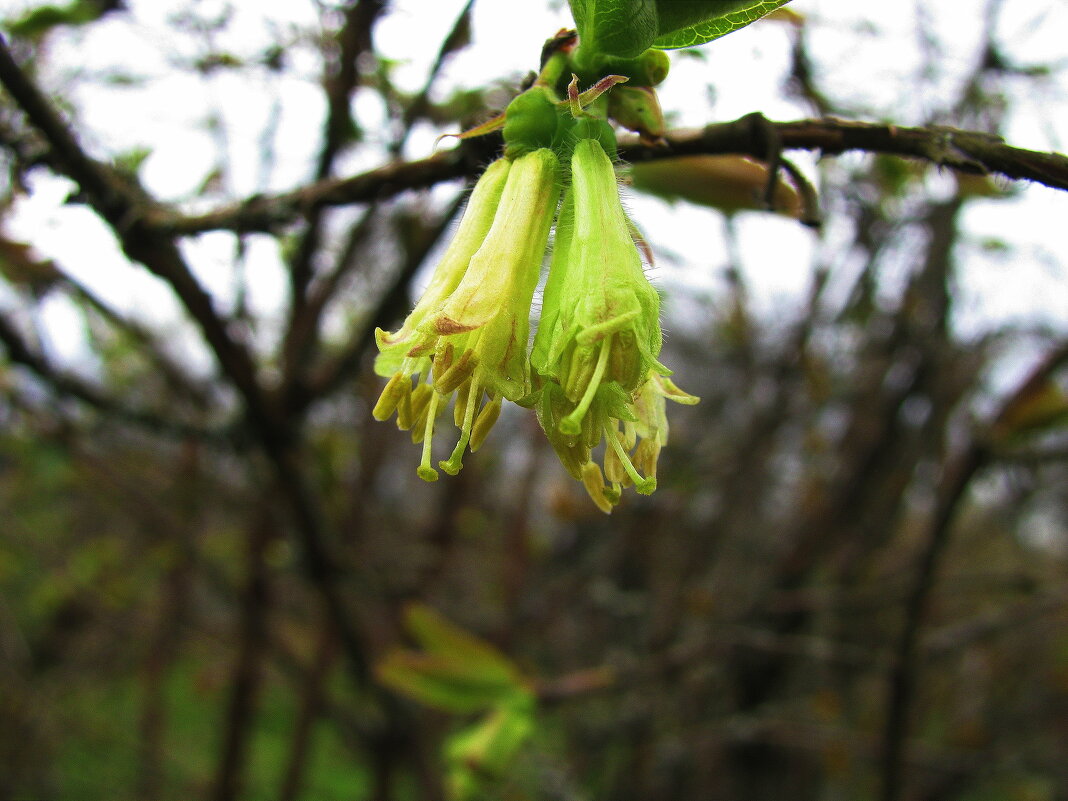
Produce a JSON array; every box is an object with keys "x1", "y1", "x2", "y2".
[
  {"x1": 375, "y1": 651, "x2": 521, "y2": 713},
  {"x1": 568, "y1": 0, "x2": 793, "y2": 59},
  {"x1": 652, "y1": 0, "x2": 794, "y2": 50},
  {"x1": 445, "y1": 692, "x2": 537, "y2": 801},
  {"x1": 403, "y1": 603, "x2": 518, "y2": 686},
  {"x1": 568, "y1": 0, "x2": 659, "y2": 59},
  {"x1": 374, "y1": 604, "x2": 528, "y2": 713}
]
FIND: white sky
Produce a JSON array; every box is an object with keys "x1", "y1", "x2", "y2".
[{"x1": 1, "y1": 0, "x2": 1065, "y2": 381}]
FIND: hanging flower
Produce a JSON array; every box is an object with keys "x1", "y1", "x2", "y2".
[
  {"x1": 373, "y1": 148, "x2": 562, "y2": 481},
  {"x1": 531, "y1": 136, "x2": 697, "y2": 512}
]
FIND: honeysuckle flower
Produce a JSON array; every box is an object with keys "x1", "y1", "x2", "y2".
[
  {"x1": 373, "y1": 157, "x2": 511, "y2": 378},
  {"x1": 531, "y1": 136, "x2": 697, "y2": 512},
  {"x1": 533, "y1": 139, "x2": 666, "y2": 420},
  {"x1": 373, "y1": 148, "x2": 562, "y2": 481}
]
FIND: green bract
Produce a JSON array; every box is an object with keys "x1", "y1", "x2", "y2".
[{"x1": 502, "y1": 86, "x2": 561, "y2": 158}]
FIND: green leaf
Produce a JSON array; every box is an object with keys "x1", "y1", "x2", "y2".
[
  {"x1": 6, "y1": 0, "x2": 113, "y2": 38},
  {"x1": 568, "y1": 0, "x2": 792, "y2": 58},
  {"x1": 568, "y1": 0, "x2": 659, "y2": 59},
  {"x1": 403, "y1": 604, "x2": 520, "y2": 686},
  {"x1": 445, "y1": 693, "x2": 537, "y2": 801},
  {"x1": 375, "y1": 651, "x2": 521, "y2": 713},
  {"x1": 374, "y1": 604, "x2": 527, "y2": 713},
  {"x1": 652, "y1": 0, "x2": 794, "y2": 50}
]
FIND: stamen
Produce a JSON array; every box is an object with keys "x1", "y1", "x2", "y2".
[
  {"x1": 409, "y1": 383, "x2": 435, "y2": 443},
  {"x1": 608, "y1": 330, "x2": 640, "y2": 387},
  {"x1": 558, "y1": 444, "x2": 588, "y2": 480},
  {"x1": 563, "y1": 343, "x2": 595, "y2": 402},
  {"x1": 434, "y1": 349, "x2": 477, "y2": 395},
  {"x1": 372, "y1": 372, "x2": 409, "y2": 421},
  {"x1": 605, "y1": 422, "x2": 656, "y2": 494},
  {"x1": 633, "y1": 437, "x2": 661, "y2": 479},
  {"x1": 453, "y1": 377, "x2": 474, "y2": 428},
  {"x1": 603, "y1": 429, "x2": 631, "y2": 487},
  {"x1": 417, "y1": 391, "x2": 441, "y2": 482},
  {"x1": 560, "y1": 336, "x2": 611, "y2": 435},
  {"x1": 581, "y1": 462, "x2": 615, "y2": 514},
  {"x1": 439, "y1": 378, "x2": 480, "y2": 475},
  {"x1": 658, "y1": 375, "x2": 700, "y2": 404},
  {"x1": 470, "y1": 396, "x2": 502, "y2": 452},
  {"x1": 396, "y1": 384, "x2": 416, "y2": 430},
  {"x1": 432, "y1": 341, "x2": 455, "y2": 384}
]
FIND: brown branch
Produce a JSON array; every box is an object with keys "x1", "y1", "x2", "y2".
[
  {"x1": 0, "y1": 35, "x2": 268, "y2": 434},
  {"x1": 156, "y1": 114, "x2": 1068, "y2": 235},
  {"x1": 0, "y1": 34, "x2": 376, "y2": 691},
  {"x1": 288, "y1": 0, "x2": 386, "y2": 320},
  {"x1": 638, "y1": 115, "x2": 1068, "y2": 193},
  {"x1": 0, "y1": 309, "x2": 225, "y2": 441},
  {"x1": 157, "y1": 144, "x2": 482, "y2": 235}
]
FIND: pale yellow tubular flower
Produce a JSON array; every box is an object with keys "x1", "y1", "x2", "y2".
[{"x1": 428, "y1": 147, "x2": 562, "y2": 476}]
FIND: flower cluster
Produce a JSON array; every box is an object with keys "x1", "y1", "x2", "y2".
[{"x1": 372, "y1": 85, "x2": 696, "y2": 512}]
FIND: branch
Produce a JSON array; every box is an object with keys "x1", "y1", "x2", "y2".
[
  {"x1": 288, "y1": 0, "x2": 386, "y2": 314},
  {"x1": 157, "y1": 144, "x2": 484, "y2": 235},
  {"x1": 156, "y1": 114, "x2": 1068, "y2": 235},
  {"x1": 0, "y1": 308, "x2": 226, "y2": 442},
  {"x1": 0, "y1": 35, "x2": 268, "y2": 434},
  {"x1": 638, "y1": 115, "x2": 1068, "y2": 193},
  {"x1": 0, "y1": 35, "x2": 376, "y2": 690}
]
